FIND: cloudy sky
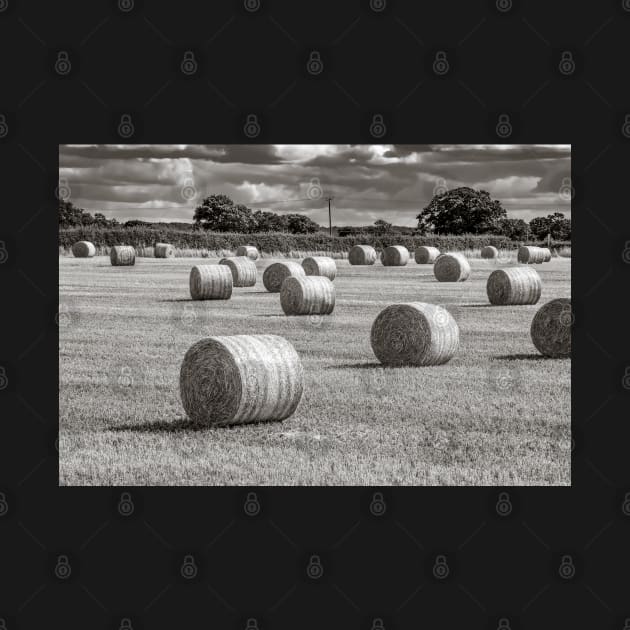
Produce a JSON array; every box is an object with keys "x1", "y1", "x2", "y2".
[{"x1": 59, "y1": 144, "x2": 571, "y2": 226}]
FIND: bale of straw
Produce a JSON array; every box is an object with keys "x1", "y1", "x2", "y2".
[
  {"x1": 370, "y1": 302, "x2": 459, "y2": 366},
  {"x1": 262, "y1": 261, "x2": 305, "y2": 293},
  {"x1": 110, "y1": 246, "x2": 136, "y2": 266},
  {"x1": 236, "y1": 245, "x2": 259, "y2": 260},
  {"x1": 155, "y1": 243, "x2": 175, "y2": 258},
  {"x1": 301, "y1": 256, "x2": 337, "y2": 280},
  {"x1": 542, "y1": 247, "x2": 552, "y2": 262},
  {"x1": 481, "y1": 245, "x2": 499, "y2": 259},
  {"x1": 219, "y1": 256, "x2": 257, "y2": 287},
  {"x1": 348, "y1": 245, "x2": 377, "y2": 265},
  {"x1": 180, "y1": 334, "x2": 304, "y2": 426},
  {"x1": 486, "y1": 267, "x2": 542, "y2": 305},
  {"x1": 414, "y1": 246, "x2": 440, "y2": 264},
  {"x1": 433, "y1": 252, "x2": 471, "y2": 282},
  {"x1": 530, "y1": 298, "x2": 571, "y2": 358},
  {"x1": 189, "y1": 264, "x2": 233, "y2": 300},
  {"x1": 517, "y1": 246, "x2": 546, "y2": 264},
  {"x1": 280, "y1": 276, "x2": 335, "y2": 315},
  {"x1": 381, "y1": 245, "x2": 410, "y2": 266},
  {"x1": 72, "y1": 241, "x2": 95, "y2": 258}
]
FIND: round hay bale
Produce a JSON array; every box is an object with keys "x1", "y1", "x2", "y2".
[
  {"x1": 110, "y1": 246, "x2": 136, "y2": 266},
  {"x1": 381, "y1": 245, "x2": 410, "y2": 266},
  {"x1": 486, "y1": 267, "x2": 542, "y2": 305},
  {"x1": 262, "y1": 261, "x2": 305, "y2": 293},
  {"x1": 155, "y1": 243, "x2": 175, "y2": 258},
  {"x1": 433, "y1": 252, "x2": 471, "y2": 282},
  {"x1": 541, "y1": 247, "x2": 552, "y2": 262},
  {"x1": 219, "y1": 256, "x2": 257, "y2": 287},
  {"x1": 517, "y1": 246, "x2": 546, "y2": 264},
  {"x1": 72, "y1": 241, "x2": 95, "y2": 258},
  {"x1": 481, "y1": 245, "x2": 499, "y2": 259},
  {"x1": 531, "y1": 298, "x2": 571, "y2": 358},
  {"x1": 189, "y1": 264, "x2": 233, "y2": 300},
  {"x1": 301, "y1": 256, "x2": 337, "y2": 281},
  {"x1": 349, "y1": 245, "x2": 377, "y2": 265},
  {"x1": 370, "y1": 302, "x2": 459, "y2": 366},
  {"x1": 280, "y1": 276, "x2": 335, "y2": 315},
  {"x1": 180, "y1": 334, "x2": 304, "y2": 426},
  {"x1": 236, "y1": 245, "x2": 259, "y2": 261},
  {"x1": 414, "y1": 246, "x2": 440, "y2": 264}
]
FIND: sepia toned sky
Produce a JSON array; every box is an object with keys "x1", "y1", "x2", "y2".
[{"x1": 59, "y1": 144, "x2": 571, "y2": 226}]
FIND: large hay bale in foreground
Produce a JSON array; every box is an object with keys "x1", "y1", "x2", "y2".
[
  {"x1": 541, "y1": 247, "x2": 552, "y2": 262},
  {"x1": 381, "y1": 245, "x2": 410, "y2": 266},
  {"x1": 481, "y1": 245, "x2": 499, "y2": 259},
  {"x1": 236, "y1": 245, "x2": 259, "y2": 260},
  {"x1": 370, "y1": 302, "x2": 459, "y2": 366},
  {"x1": 262, "y1": 261, "x2": 305, "y2": 293},
  {"x1": 280, "y1": 276, "x2": 335, "y2": 315},
  {"x1": 180, "y1": 334, "x2": 304, "y2": 426},
  {"x1": 349, "y1": 245, "x2": 377, "y2": 265},
  {"x1": 155, "y1": 243, "x2": 175, "y2": 258},
  {"x1": 189, "y1": 264, "x2": 233, "y2": 300},
  {"x1": 531, "y1": 298, "x2": 571, "y2": 358},
  {"x1": 433, "y1": 252, "x2": 471, "y2": 282},
  {"x1": 486, "y1": 267, "x2": 542, "y2": 305},
  {"x1": 517, "y1": 246, "x2": 546, "y2": 264},
  {"x1": 110, "y1": 246, "x2": 136, "y2": 266},
  {"x1": 414, "y1": 246, "x2": 440, "y2": 264},
  {"x1": 301, "y1": 256, "x2": 337, "y2": 281},
  {"x1": 219, "y1": 256, "x2": 257, "y2": 287},
  {"x1": 72, "y1": 241, "x2": 95, "y2": 258}
]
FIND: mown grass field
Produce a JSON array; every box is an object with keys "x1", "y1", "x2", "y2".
[{"x1": 59, "y1": 255, "x2": 571, "y2": 486}]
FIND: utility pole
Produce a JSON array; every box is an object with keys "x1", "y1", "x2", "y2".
[{"x1": 327, "y1": 196, "x2": 334, "y2": 237}]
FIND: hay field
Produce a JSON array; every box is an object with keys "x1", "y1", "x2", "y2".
[{"x1": 59, "y1": 255, "x2": 570, "y2": 486}]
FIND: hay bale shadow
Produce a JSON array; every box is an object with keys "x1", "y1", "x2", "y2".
[{"x1": 494, "y1": 353, "x2": 546, "y2": 361}]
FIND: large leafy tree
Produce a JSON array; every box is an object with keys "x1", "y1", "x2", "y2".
[
  {"x1": 529, "y1": 212, "x2": 571, "y2": 240},
  {"x1": 253, "y1": 210, "x2": 288, "y2": 232},
  {"x1": 416, "y1": 187, "x2": 506, "y2": 234},
  {"x1": 495, "y1": 217, "x2": 529, "y2": 240},
  {"x1": 284, "y1": 213, "x2": 321, "y2": 234},
  {"x1": 59, "y1": 200, "x2": 117, "y2": 228},
  {"x1": 193, "y1": 195, "x2": 256, "y2": 232}
]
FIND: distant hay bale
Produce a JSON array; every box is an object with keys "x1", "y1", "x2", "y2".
[
  {"x1": 262, "y1": 261, "x2": 305, "y2": 292},
  {"x1": 155, "y1": 243, "x2": 175, "y2": 258},
  {"x1": 531, "y1": 298, "x2": 572, "y2": 358},
  {"x1": 72, "y1": 241, "x2": 95, "y2": 258},
  {"x1": 541, "y1": 247, "x2": 552, "y2": 262},
  {"x1": 280, "y1": 276, "x2": 335, "y2": 315},
  {"x1": 381, "y1": 245, "x2": 410, "y2": 266},
  {"x1": 236, "y1": 245, "x2": 259, "y2": 260},
  {"x1": 481, "y1": 245, "x2": 499, "y2": 259},
  {"x1": 433, "y1": 252, "x2": 471, "y2": 282},
  {"x1": 110, "y1": 246, "x2": 136, "y2": 266},
  {"x1": 370, "y1": 302, "x2": 459, "y2": 366},
  {"x1": 517, "y1": 246, "x2": 546, "y2": 264},
  {"x1": 486, "y1": 267, "x2": 542, "y2": 305},
  {"x1": 414, "y1": 246, "x2": 440, "y2": 264},
  {"x1": 219, "y1": 256, "x2": 257, "y2": 287},
  {"x1": 301, "y1": 256, "x2": 337, "y2": 280},
  {"x1": 349, "y1": 245, "x2": 377, "y2": 265},
  {"x1": 180, "y1": 334, "x2": 304, "y2": 426},
  {"x1": 189, "y1": 264, "x2": 233, "y2": 300}
]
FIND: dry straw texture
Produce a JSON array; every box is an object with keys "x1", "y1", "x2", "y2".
[
  {"x1": 72, "y1": 241, "x2": 95, "y2": 258},
  {"x1": 517, "y1": 246, "x2": 546, "y2": 264},
  {"x1": 280, "y1": 276, "x2": 335, "y2": 315},
  {"x1": 531, "y1": 298, "x2": 572, "y2": 358},
  {"x1": 110, "y1": 245, "x2": 136, "y2": 266},
  {"x1": 155, "y1": 243, "x2": 175, "y2": 258},
  {"x1": 301, "y1": 256, "x2": 337, "y2": 280},
  {"x1": 486, "y1": 267, "x2": 542, "y2": 305},
  {"x1": 542, "y1": 247, "x2": 552, "y2": 262},
  {"x1": 381, "y1": 245, "x2": 410, "y2": 266},
  {"x1": 348, "y1": 244, "x2": 377, "y2": 265},
  {"x1": 370, "y1": 302, "x2": 459, "y2": 366},
  {"x1": 219, "y1": 256, "x2": 257, "y2": 287},
  {"x1": 189, "y1": 264, "x2": 233, "y2": 300},
  {"x1": 414, "y1": 246, "x2": 440, "y2": 264},
  {"x1": 179, "y1": 334, "x2": 304, "y2": 426},
  {"x1": 433, "y1": 252, "x2": 471, "y2": 282},
  {"x1": 236, "y1": 245, "x2": 260, "y2": 260},
  {"x1": 481, "y1": 245, "x2": 499, "y2": 259},
  {"x1": 262, "y1": 261, "x2": 305, "y2": 292}
]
